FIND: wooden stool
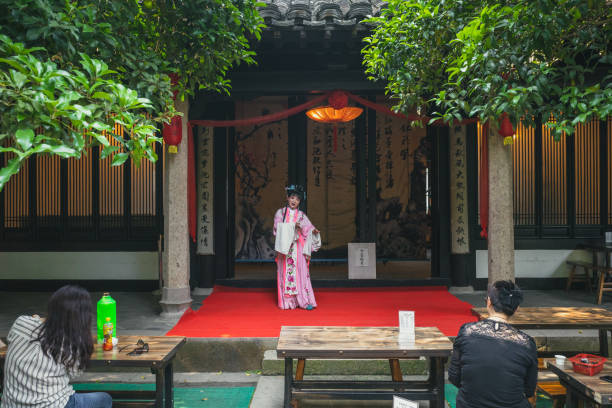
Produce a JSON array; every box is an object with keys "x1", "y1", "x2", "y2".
[
  {"x1": 531, "y1": 358, "x2": 566, "y2": 408},
  {"x1": 536, "y1": 382, "x2": 566, "y2": 408},
  {"x1": 596, "y1": 267, "x2": 612, "y2": 304},
  {"x1": 566, "y1": 260, "x2": 594, "y2": 292}
]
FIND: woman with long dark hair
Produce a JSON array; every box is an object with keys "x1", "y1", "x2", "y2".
[
  {"x1": 448, "y1": 280, "x2": 538, "y2": 408},
  {"x1": 2, "y1": 285, "x2": 112, "y2": 408}
]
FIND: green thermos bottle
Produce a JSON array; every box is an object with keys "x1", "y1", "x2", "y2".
[{"x1": 97, "y1": 292, "x2": 117, "y2": 344}]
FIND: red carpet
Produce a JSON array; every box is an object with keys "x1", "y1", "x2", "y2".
[{"x1": 166, "y1": 285, "x2": 478, "y2": 338}]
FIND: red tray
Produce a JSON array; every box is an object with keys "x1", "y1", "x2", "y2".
[{"x1": 568, "y1": 353, "x2": 607, "y2": 376}]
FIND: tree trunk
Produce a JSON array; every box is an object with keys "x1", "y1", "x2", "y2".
[{"x1": 487, "y1": 126, "x2": 515, "y2": 285}]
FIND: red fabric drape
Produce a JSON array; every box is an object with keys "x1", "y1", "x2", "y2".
[
  {"x1": 186, "y1": 89, "x2": 480, "y2": 244},
  {"x1": 346, "y1": 91, "x2": 479, "y2": 126},
  {"x1": 346, "y1": 92, "x2": 424, "y2": 122},
  {"x1": 190, "y1": 93, "x2": 328, "y2": 128},
  {"x1": 188, "y1": 125, "x2": 196, "y2": 242},
  {"x1": 479, "y1": 123, "x2": 489, "y2": 239}
]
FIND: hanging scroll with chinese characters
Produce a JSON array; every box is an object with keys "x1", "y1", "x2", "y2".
[
  {"x1": 375, "y1": 98, "x2": 430, "y2": 259},
  {"x1": 306, "y1": 119, "x2": 357, "y2": 257},
  {"x1": 449, "y1": 125, "x2": 469, "y2": 254},
  {"x1": 196, "y1": 126, "x2": 214, "y2": 255}
]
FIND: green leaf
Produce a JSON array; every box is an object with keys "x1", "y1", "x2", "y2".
[
  {"x1": 47, "y1": 145, "x2": 77, "y2": 158},
  {"x1": 93, "y1": 134, "x2": 111, "y2": 147},
  {"x1": 15, "y1": 128, "x2": 35, "y2": 151},
  {"x1": 0, "y1": 157, "x2": 23, "y2": 191},
  {"x1": 111, "y1": 152, "x2": 129, "y2": 166},
  {"x1": 101, "y1": 145, "x2": 121, "y2": 159}
]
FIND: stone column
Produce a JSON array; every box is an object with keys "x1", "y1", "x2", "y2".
[
  {"x1": 160, "y1": 98, "x2": 192, "y2": 316},
  {"x1": 487, "y1": 125, "x2": 515, "y2": 284}
]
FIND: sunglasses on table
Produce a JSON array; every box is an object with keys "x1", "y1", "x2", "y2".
[{"x1": 118, "y1": 338, "x2": 150, "y2": 355}]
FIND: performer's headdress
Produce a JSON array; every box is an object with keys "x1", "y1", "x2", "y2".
[{"x1": 285, "y1": 184, "x2": 306, "y2": 200}]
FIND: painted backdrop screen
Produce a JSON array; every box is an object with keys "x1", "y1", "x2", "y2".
[
  {"x1": 375, "y1": 99, "x2": 431, "y2": 260},
  {"x1": 234, "y1": 97, "x2": 289, "y2": 260}
]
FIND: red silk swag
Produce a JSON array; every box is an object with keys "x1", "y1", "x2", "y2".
[{"x1": 186, "y1": 90, "x2": 480, "y2": 243}]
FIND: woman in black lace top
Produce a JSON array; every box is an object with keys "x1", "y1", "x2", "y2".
[{"x1": 448, "y1": 280, "x2": 538, "y2": 408}]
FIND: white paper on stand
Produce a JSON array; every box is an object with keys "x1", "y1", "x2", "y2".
[
  {"x1": 398, "y1": 311, "x2": 415, "y2": 344},
  {"x1": 393, "y1": 395, "x2": 418, "y2": 408}
]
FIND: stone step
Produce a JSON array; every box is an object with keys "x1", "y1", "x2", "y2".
[{"x1": 261, "y1": 350, "x2": 429, "y2": 376}]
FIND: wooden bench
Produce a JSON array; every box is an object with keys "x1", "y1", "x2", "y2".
[
  {"x1": 566, "y1": 260, "x2": 595, "y2": 292},
  {"x1": 530, "y1": 358, "x2": 566, "y2": 408},
  {"x1": 536, "y1": 382, "x2": 566, "y2": 408},
  {"x1": 595, "y1": 266, "x2": 612, "y2": 304},
  {"x1": 277, "y1": 326, "x2": 452, "y2": 408},
  {"x1": 566, "y1": 260, "x2": 612, "y2": 304},
  {"x1": 1, "y1": 336, "x2": 185, "y2": 408}
]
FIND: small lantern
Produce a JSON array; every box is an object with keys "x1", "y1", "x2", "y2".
[
  {"x1": 499, "y1": 112, "x2": 515, "y2": 145},
  {"x1": 306, "y1": 91, "x2": 363, "y2": 152},
  {"x1": 163, "y1": 116, "x2": 182, "y2": 153},
  {"x1": 162, "y1": 73, "x2": 182, "y2": 153}
]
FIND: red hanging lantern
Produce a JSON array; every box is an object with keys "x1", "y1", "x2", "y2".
[
  {"x1": 306, "y1": 91, "x2": 363, "y2": 153},
  {"x1": 163, "y1": 73, "x2": 182, "y2": 153},
  {"x1": 499, "y1": 112, "x2": 515, "y2": 145},
  {"x1": 163, "y1": 116, "x2": 182, "y2": 154}
]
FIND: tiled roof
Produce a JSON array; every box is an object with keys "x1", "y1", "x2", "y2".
[{"x1": 258, "y1": 0, "x2": 386, "y2": 29}]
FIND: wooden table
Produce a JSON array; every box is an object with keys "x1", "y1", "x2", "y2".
[
  {"x1": 548, "y1": 360, "x2": 612, "y2": 407},
  {"x1": 1, "y1": 335, "x2": 186, "y2": 408},
  {"x1": 276, "y1": 326, "x2": 452, "y2": 408},
  {"x1": 578, "y1": 242, "x2": 612, "y2": 267},
  {"x1": 472, "y1": 307, "x2": 612, "y2": 357}
]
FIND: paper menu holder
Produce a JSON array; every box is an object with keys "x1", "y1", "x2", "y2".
[
  {"x1": 398, "y1": 311, "x2": 415, "y2": 345},
  {"x1": 393, "y1": 395, "x2": 418, "y2": 408}
]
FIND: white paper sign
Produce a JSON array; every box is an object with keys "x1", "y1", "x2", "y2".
[
  {"x1": 393, "y1": 396, "x2": 418, "y2": 408},
  {"x1": 399, "y1": 311, "x2": 415, "y2": 343}
]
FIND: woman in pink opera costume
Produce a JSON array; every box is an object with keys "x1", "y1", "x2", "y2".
[{"x1": 274, "y1": 185, "x2": 320, "y2": 310}]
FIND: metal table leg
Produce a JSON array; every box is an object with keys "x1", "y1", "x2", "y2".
[
  {"x1": 154, "y1": 366, "x2": 165, "y2": 408},
  {"x1": 284, "y1": 357, "x2": 293, "y2": 408},
  {"x1": 565, "y1": 387, "x2": 579, "y2": 408},
  {"x1": 164, "y1": 363, "x2": 174, "y2": 408},
  {"x1": 431, "y1": 357, "x2": 446, "y2": 408},
  {"x1": 600, "y1": 329, "x2": 609, "y2": 357}
]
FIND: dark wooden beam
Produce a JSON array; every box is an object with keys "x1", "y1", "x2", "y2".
[
  {"x1": 366, "y1": 95, "x2": 377, "y2": 242},
  {"x1": 355, "y1": 99, "x2": 367, "y2": 242},
  {"x1": 534, "y1": 116, "x2": 543, "y2": 237},
  {"x1": 600, "y1": 119, "x2": 608, "y2": 229},
  {"x1": 226, "y1": 70, "x2": 384, "y2": 95}
]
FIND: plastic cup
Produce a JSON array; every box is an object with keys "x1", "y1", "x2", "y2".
[{"x1": 555, "y1": 355, "x2": 566, "y2": 366}]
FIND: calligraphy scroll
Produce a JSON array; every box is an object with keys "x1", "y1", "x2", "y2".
[
  {"x1": 307, "y1": 119, "x2": 357, "y2": 255},
  {"x1": 450, "y1": 125, "x2": 469, "y2": 254},
  {"x1": 197, "y1": 127, "x2": 214, "y2": 255},
  {"x1": 375, "y1": 98, "x2": 430, "y2": 259}
]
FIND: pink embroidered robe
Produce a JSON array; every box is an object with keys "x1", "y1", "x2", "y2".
[{"x1": 273, "y1": 207, "x2": 317, "y2": 309}]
